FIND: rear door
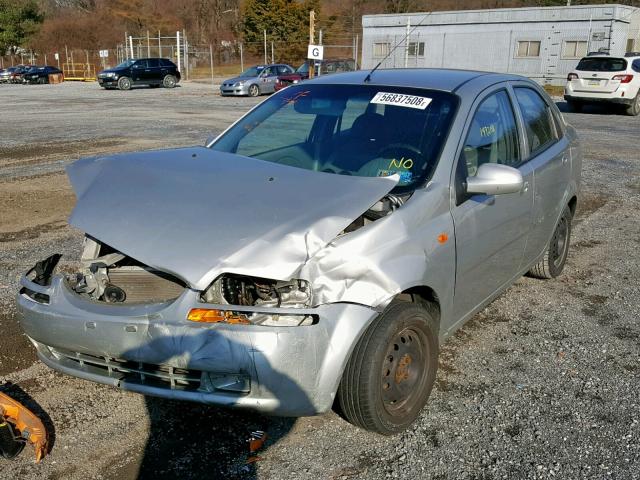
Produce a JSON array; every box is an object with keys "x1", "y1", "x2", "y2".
[
  {"x1": 512, "y1": 85, "x2": 571, "y2": 264},
  {"x1": 451, "y1": 86, "x2": 534, "y2": 320},
  {"x1": 570, "y1": 57, "x2": 628, "y2": 93},
  {"x1": 146, "y1": 58, "x2": 162, "y2": 84}
]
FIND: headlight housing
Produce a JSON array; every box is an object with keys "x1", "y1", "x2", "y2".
[
  {"x1": 105, "y1": 72, "x2": 116, "y2": 78},
  {"x1": 234, "y1": 81, "x2": 245, "y2": 87},
  {"x1": 196, "y1": 274, "x2": 315, "y2": 326}
]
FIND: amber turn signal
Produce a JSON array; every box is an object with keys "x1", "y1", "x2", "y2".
[{"x1": 187, "y1": 308, "x2": 251, "y2": 324}]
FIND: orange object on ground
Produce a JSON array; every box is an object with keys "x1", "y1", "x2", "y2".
[{"x1": 0, "y1": 392, "x2": 48, "y2": 462}]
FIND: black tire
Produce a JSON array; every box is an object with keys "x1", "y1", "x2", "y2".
[
  {"x1": 118, "y1": 76, "x2": 132, "y2": 91},
  {"x1": 248, "y1": 84, "x2": 260, "y2": 97},
  {"x1": 337, "y1": 302, "x2": 439, "y2": 435},
  {"x1": 625, "y1": 93, "x2": 640, "y2": 116},
  {"x1": 162, "y1": 75, "x2": 177, "y2": 88},
  {"x1": 566, "y1": 100, "x2": 582, "y2": 113},
  {"x1": 529, "y1": 205, "x2": 572, "y2": 279},
  {"x1": 37, "y1": 77, "x2": 46, "y2": 85}
]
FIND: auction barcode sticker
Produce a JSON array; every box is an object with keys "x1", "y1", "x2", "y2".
[{"x1": 370, "y1": 92, "x2": 432, "y2": 110}]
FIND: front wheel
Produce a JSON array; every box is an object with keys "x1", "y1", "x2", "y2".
[
  {"x1": 248, "y1": 84, "x2": 260, "y2": 97},
  {"x1": 625, "y1": 93, "x2": 640, "y2": 116},
  {"x1": 337, "y1": 302, "x2": 439, "y2": 435},
  {"x1": 162, "y1": 75, "x2": 176, "y2": 88},
  {"x1": 118, "y1": 76, "x2": 132, "y2": 91},
  {"x1": 529, "y1": 205, "x2": 572, "y2": 279}
]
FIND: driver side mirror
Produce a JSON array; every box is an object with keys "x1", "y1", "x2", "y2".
[{"x1": 466, "y1": 163, "x2": 523, "y2": 196}]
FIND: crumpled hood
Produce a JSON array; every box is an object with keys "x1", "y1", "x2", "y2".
[{"x1": 67, "y1": 147, "x2": 398, "y2": 290}]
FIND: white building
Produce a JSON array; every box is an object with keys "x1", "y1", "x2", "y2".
[{"x1": 362, "y1": 4, "x2": 640, "y2": 85}]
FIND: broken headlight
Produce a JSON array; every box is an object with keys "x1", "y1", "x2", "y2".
[{"x1": 198, "y1": 274, "x2": 315, "y2": 326}]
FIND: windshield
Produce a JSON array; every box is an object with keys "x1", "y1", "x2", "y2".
[
  {"x1": 240, "y1": 66, "x2": 264, "y2": 77},
  {"x1": 577, "y1": 57, "x2": 627, "y2": 72},
  {"x1": 296, "y1": 63, "x2": 309, "y2": 74},
  {"x1": 115, "y1": 60, "x2": 135, "y2": 69},
  {"x1": 211, "y1": 84, "x2": 458, "y2": 192}
]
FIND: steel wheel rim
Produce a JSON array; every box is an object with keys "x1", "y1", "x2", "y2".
[
  {"x1": 381, "y1": 327, "x2": 428, "y2": 416},
  {"x1": 550, "y1": 215, "x2": 569, "y2": 269},
  {"x1": 120, "y1": 78, "x2": 130, "y2": 89},
  {"x1": 164, "y1": 76, "x2": 175, "y2": 87},
  {"x1": 249, "y1": 85, "x2": 258, "y2": 96}
]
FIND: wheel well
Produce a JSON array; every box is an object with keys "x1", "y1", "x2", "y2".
[
  {"x1": 568, "y1": 196, "x2": 577, "y2": 216},
  {"x1": 395, "y1": 286, "x2": 441, "y2": 329}
]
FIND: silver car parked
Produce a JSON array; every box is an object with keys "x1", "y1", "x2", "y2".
[
  {"x1": 17, "y1": 69, "x2": 581, "y2": 434},
  {"x1": 220, "y1": 63, "x2": 294, "y2": 96}
]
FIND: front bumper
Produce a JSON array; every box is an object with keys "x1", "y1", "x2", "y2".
[
  {"x1": 220, "y1": 84, "x2": 250, "y2": 96},
  {"x1": 98, "y1": 77, "x2": 118, "y2": 87},
  {"x1": 17, "y1": 274, "x2": 377, "y2": 416}
]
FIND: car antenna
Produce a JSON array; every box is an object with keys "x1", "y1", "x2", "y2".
[{"x1": 364, "y1": 12, "x2": 433, "y2": 83}]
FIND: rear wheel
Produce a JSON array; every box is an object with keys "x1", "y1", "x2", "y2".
[
  {"x1": 248, "y1": 84, "x2": 260, "y2": 97},
  {"x1": 118, "y1": 76, "x2": 132, "y2": 91},
  {"x1": 37, "y1": 77, "x2": 47, "y2": 85},
  {"x1": 337, "y1": 302, "x2": 439, "y2": 435},
  {"x1": 625, "y1": 93, "x2": 640, "y2": 116},
  {"x1": 529, "y1": 205, "x2": 572, "y2": 279},
  {"x1": 162, "y1": 75, "x2": 177, "y2": 88}
]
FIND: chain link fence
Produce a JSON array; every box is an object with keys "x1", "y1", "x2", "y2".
[{"x1": 0, "y1": 31, "x2": 360, "y2": 84}]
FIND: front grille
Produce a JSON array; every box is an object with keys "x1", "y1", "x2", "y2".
[{"x1": 51, "y1": 347, "x2": 203, "y2": 391}]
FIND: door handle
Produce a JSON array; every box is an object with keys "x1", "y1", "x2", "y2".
[
  {"x1": 144, "y1": 69, "x2": 150, "y2": 72},
  {"x1": 522, "y1": 181, "x2": 529, "y2": 193}
]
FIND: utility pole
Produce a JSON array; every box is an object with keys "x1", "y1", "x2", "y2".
[
  {"x1": 318, "y1": 29, "x2": 323, "y2": 76},
  {"x1": 309, "y1": 9, "x2": 315, "y2": 78},
  {"x1": 404, "y1": 18, "x2": 410, "y2": 68},
  {"x1": 263, "y1": 29, "x2": 267, "y2": 64}
]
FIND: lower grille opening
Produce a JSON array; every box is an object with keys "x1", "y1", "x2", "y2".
[{"x1": 51, "y1": 348, "x2": 203, "y2": 392}]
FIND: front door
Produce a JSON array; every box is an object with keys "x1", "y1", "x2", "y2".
[
  {"x1": 451, "y1": 87, "x2": 534, "y2": 321},
  {"x1": 131, "y1": 59, "x2": 148, "y2": 84},
  {"x1": 259, "y1": 66, "x2": 278, "y2": 93}
]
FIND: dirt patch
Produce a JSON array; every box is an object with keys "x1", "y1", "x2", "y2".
[
  {"x1": 1, "y1": 138, "x2": 124, "y2": 166},
  {"x1": 0, "y1": 310, "x2": 37, "y2": 375},
  {"x1": 0, "y1": 172, "x2": 74, "y2": 240},
  {"x1": 0, "y1": 221, "x2": 68, "y2": 243},
  {"x1": 576, "y1": 192, "x2": 607, "y2": 220}
]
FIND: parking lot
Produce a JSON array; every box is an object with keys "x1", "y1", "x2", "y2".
[{"x1": 0, "y1": 81, "x2": 638, "y2": 479}]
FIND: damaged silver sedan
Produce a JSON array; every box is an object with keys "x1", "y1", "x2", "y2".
[{"x1": 17, "y1": 69, "x2": 581, "y2": 434}]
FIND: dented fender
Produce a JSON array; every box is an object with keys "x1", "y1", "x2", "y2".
[{"x1": 299, "y1": 183, "x2": 456, "y2": 333}]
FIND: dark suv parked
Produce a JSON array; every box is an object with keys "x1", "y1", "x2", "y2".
[
  {"x1": 23, "y1": 65, "x2": 63, "y2": 84},
  {"x1": 97, "y1": 58, "x2": 180, "y2": 90}
]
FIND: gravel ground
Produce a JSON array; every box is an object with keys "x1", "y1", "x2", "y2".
[{"x1": 0, "y1": 82, "x2": 638, "y2": 479}]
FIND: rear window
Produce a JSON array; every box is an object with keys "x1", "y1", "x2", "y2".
[{"x1": 576, "y1": 57, "x2": 627, "y2": 72}]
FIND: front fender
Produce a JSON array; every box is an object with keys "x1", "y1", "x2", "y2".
[{"x1": 299, "y1": 184, "x2": 456, "y2": 332}]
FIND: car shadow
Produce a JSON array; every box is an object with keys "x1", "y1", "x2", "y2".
[
  {"x1": 0, "y1": 382, "x2": 56, "y2": 454},
  {"x1": 120, "y1": 330, "x2": 315, "y2": 479},
  {"x1": 555, "y1": 100, "x2": 623, "y2": 115}
]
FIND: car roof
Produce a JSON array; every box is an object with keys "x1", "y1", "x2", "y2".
[{"x1": 305, "y1": 68, "x2": 526, "y2": 93}]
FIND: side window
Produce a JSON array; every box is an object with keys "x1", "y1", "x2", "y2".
[
  {"x1": 134, "y1": 60, "x2": 148, "y2": 69},
  {"x1": 460, "y1": 90, "x2": 520, "y2": 179},
  {"x1": 147, "y1": 59, "x2": 160, "y2": 68},
  {"x1": 632, "y1": 59, "x2": 640, "y2": 73},
  {"x1": 513, "y1": 87, "x2": 557, "y2": 157}
]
